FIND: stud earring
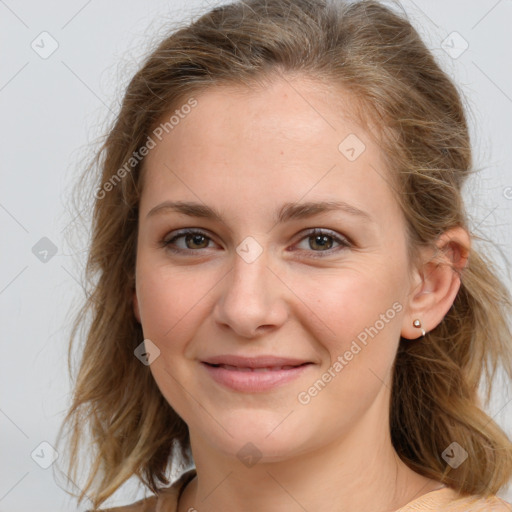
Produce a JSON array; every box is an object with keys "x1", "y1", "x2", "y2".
[{"x1": 413, "y1": 319, "x2": 426, "y2": 337}]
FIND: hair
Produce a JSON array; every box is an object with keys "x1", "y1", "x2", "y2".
[{"x1": 56, "y1": 0, "x2": 512, "y2": 509}]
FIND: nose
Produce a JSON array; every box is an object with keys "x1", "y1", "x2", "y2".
[{"x1": 213, "y1": 244, "x2": 289, "y2": 339}]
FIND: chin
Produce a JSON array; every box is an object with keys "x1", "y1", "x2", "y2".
[
  {"x1": 193, "y1": 409, "x2": 315, "y2": 464},
  {"x1": 216, "y1": 434, "x2": 302, "y2": 465}
]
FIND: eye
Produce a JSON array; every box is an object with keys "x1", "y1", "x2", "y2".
[
  {"x1": 161, "y1": 229, "x2": 216, "y2": 253},
  {"x1": 293, "y1": 228, "x2": 351, "y2": 258}
]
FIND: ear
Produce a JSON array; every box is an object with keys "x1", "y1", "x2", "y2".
[
  {"x1": 133, "y1": 289, "x2": 141, "y2": 323},
  {"x1": 401, "y1": 226, "x2": 470, "y2": 340}
]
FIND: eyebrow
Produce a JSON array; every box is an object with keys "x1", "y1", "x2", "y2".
[{"x1": 146, "y1": 200, "x2": 374, "y2": 224}]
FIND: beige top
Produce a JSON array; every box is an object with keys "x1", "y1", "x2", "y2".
[{"x1": 96, "y1": 469, "x2": 512, "y2": 512}]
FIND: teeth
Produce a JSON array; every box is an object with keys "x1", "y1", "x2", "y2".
[{"x1": 219, "y1": 364, "x2": 298, "y2": 371}]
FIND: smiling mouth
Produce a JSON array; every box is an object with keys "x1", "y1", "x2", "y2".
[{"x1": 201, "y1": 361, "x2": 313, "y2": 392}]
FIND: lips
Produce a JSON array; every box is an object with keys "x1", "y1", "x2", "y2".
[{"x1": 200, "y1": 355, "x2": 314, "y2": 392}]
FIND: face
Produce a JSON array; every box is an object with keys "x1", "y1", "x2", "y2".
[{"x1": 133, "y1": 76, "x2": 416, "y2": 462}]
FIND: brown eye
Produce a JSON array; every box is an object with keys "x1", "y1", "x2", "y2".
[
  {"x1": 294, "y1": 228, "x2": 350, "y2": 257},
  {"x1": 308, "y1": 233, "x2": 334, "y2": 251},
  {"x1": 162, "y1": 229, "x2": 215, "y2": 253},
  {"x1": 182, "y1": 233, "x2": 210, "y2": 249}
]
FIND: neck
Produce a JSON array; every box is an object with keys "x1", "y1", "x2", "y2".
[{"x1": 178, "y1": 388, "x2": 440, "y2": 512}]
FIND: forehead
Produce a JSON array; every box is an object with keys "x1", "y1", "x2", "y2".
[{"x1": 140, "y1": 76, "x2": 402, "y2": 227}]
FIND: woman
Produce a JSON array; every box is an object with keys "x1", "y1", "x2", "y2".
[{"x1": 56, "y1": 0, "x2": 512, "y2": 510}]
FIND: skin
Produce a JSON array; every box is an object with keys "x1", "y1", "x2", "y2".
[{"x1": 132, "y1": 75, "x2": 470, "y2": 512}]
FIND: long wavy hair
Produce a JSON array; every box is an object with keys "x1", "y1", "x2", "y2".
[{"x1": 55, "y1": 0, "x2": 512, "y2": 509}]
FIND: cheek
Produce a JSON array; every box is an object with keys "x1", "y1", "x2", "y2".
[
  {"x1": 135, "y1": 262, "x2": 211, "y2": 418},
  {"x1": 135, "y1": 261, "x2": 206, "y2": 343},
  {"x1": 289, "y1": 272, "x2": 404, "y2": 418},
  {"x1": 290, "y1": 264, "x2": 405, "y2": 368}
]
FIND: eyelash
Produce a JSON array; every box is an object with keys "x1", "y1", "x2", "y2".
[{"x1": 160, "y1": 228, "x2": 351, "y2": 258}]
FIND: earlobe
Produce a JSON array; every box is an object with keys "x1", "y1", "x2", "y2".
[{"x1": 401, "y1": 226, "x2": 470, "y2": 340}]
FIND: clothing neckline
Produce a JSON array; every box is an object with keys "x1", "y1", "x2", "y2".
[
  {"x1": 167, "y1": 470, "x2": 452, "y2": 512},
  {"x1": 394, "y1": 485, "x2": 459, "y2": 511}
]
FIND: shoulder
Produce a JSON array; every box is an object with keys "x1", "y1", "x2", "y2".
[
  {"x1": 397, "y1": 486, "x2": 512, "y2": 511},
  {"x1": 446, "y1": 494, "x2": 512, "y2": 511},
  {"x1": 88, "y1": 469, "x2": 197, "y2": 512}
]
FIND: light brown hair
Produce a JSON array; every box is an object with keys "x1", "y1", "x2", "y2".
[{"x1": 56, "y1": 0, "x2": 512, "y2": 509}]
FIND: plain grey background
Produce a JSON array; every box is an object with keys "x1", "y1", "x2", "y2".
[{"x1": 1, "y1": 1, "x2": 512, "y2": 510}]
